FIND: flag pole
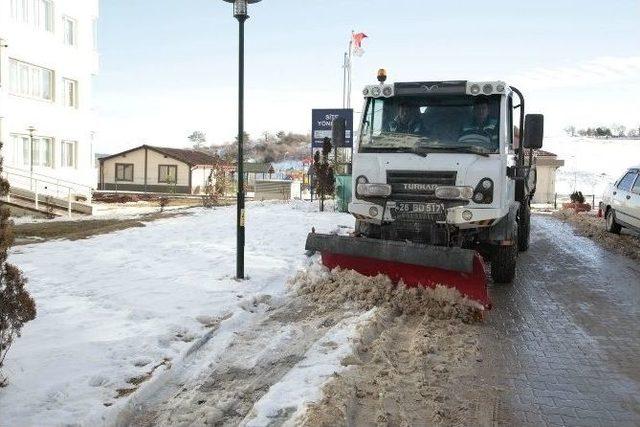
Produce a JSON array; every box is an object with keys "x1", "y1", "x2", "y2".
[
  {"x1": 342, "y1": 52, "x2": 348, "y2": 108},
  {"x1": 347, "y1": 31, "x2": 353, "y2": 108}
]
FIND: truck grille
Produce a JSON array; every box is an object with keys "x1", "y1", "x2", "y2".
[{"x1": 387, "y1": 170, "x2": 457, "y2": 201}]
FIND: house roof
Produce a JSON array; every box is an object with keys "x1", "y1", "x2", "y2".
[
  {"x1": 99, "y1": 145, "x2": 219, "y2": 166},
  {"x1": 149, "y1": 146, "x2": 219, "y2": 166}
]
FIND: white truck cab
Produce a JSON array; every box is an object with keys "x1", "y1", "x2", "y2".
[{"x1": 347, "y1": 73, "x2": 544, "y2": 283}]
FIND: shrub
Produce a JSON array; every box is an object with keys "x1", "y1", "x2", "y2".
[
  {"x1": 0, "y1": 143, "x2": 36, "y2": 386},
  {"x1": 158, "y1": 197, "x2": 169, "y2": 212},
  {"x1": 570, "y1": 191, "x2": 585, "y2": 204}
]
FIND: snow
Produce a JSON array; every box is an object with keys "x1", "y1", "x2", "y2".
[
  {"x1": 0, "y1": 201, "x2": 352, "y2": 426},
  {"x1": 544, "y1": 135, "x2": 640, "y2": 196},
  {"x1": 244, "y1": 310, "x2": 375, "y2": 426}
]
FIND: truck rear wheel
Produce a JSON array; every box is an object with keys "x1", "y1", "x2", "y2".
[
  {"x1": 491, "y1": 243, "x2": 517, "y2": 284},
  {"x1": 518, "y1": 200, "x2": 531, "y2": 252}
]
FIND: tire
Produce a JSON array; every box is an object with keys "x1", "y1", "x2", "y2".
[
  {"x1": 491, "y1": 243, "x2": 518, "y2": 284},
  {"x1": 517, "y1": 200, "x2": 531, "y2": 252},
  {"x1": 355, "y1": 220, "x2": 381, "y2": 238},
  {"x1": 606, "y1": 209, "x2": 622, "y2": 234}
]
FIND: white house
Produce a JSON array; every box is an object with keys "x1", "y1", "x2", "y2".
[
  {"x1": 98, "y1": 145, "x2": 221, "y2": 195},
  {"x1": 0, "y1": 0, "x2": 99, "y2": 199}
]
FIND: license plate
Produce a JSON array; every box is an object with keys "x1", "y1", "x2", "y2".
[{"x1": 395, "y1": 202, "x2": 444, "y2": 214}]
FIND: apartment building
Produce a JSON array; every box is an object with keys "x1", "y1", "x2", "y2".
[{"x1": 0, "y1": 0, "x2": 99, "y2": 195}]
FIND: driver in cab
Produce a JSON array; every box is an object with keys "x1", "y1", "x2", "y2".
[{"x1": 460, "y1": 97, "x2": 499, "y2": 150}]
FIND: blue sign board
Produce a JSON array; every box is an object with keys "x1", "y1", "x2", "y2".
[{"x1": 311, "y1": 109, "x2": 354, "y2": 148}]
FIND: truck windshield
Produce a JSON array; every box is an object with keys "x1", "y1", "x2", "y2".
[{"x1": 360, "y1": 94, "x2": 501, "y2": 154}]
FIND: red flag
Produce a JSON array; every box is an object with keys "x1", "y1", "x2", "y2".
[{"x1": 353, "y1": 32, "x2": 368, "y2": 48}]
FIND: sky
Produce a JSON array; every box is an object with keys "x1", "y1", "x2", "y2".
[{"x1": 94, "y1": 0, "x2": 640, "y2": 153}]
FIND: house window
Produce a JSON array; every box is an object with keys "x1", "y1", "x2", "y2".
[
  {"x1": 63, "y1": 78, "x2": 78, "y2": 108},
  {"x1": 10, "y1": 0, "x2": 54, "y2": 32},
  {"x1": 9, "y1": 59, "x2": 54, "y2": 101},
  {"x1": 63, "y1": 16, "x2": 77, "y2": 46},
  {"x1": 12, "y1": 134, "x2": 54, "y2": 168},
  {"x1": 61, "y1": 140, "x2": 76, "y2": 167},
  {"x1": 158, "y1": 165, "x2": 178, "y2": 184},
  {"x1": 115, "y1": 163, "x2": 134, "y2": 182}
]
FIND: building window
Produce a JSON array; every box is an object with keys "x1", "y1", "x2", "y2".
[
  {"x1": 61, "y1": 141, "x2": 76, "y2": 168},
  {"x1": 63, "y1": 78, "x2": 78, "y2": 108},
  {"x1": 158, "y1": 165, "x2": 178, "y2": 184},
  {"x1": 12, "y1": 134, "x2": 54, "y2": 168},
  {"x1": 8, "y1": 59, "x2": 54, "y2": 101},
  {"x1": 63, "y1": 16, "x2": 77, "y2": 46},
  {"x1": 10, "y1": 0, "x2": 54, "y2": 32},
  {"x1": 115, "y1": 163, "x2": 134, "y2": 182}
]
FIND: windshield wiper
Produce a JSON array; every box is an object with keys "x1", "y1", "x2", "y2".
[
  {"x1": 419, "y1": 146, "x2": 490, "y2": 157},
  {"x1": 360, "y1": 147, "x2": 427, "y2": 157}
]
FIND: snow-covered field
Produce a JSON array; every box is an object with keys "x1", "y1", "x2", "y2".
[
  {"x1": 0, "y1": 201, "x2": 353, "y2": 426},
  {"x1": 544, "y1": 135, "x2": 640, "y2": 196}
]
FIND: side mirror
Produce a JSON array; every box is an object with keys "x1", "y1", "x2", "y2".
[
  {"x1": 523, "y1": 114, "x2": 544, "y2": 149},
  {"x1": 332, "y1": 117, "x2": 346, "y2": 148}
]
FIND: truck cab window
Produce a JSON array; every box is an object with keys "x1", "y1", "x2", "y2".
[{"x1": 360, "y1": 94, "x2": 501, "y2": 154}]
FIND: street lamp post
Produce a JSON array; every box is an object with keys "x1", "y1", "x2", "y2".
[
  {"x1": 222, "y1": 0, "x2": 261, "y2": 280},
  {"x1": 27, "y1": 126, "x2": 36, "y2": 190}
]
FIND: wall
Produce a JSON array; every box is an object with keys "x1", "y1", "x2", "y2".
[
  {"x1": 191, "y1": 167, "x2": 215, "y2": 195},
  {"x1": 533, "y1": 156, "x2": 565, "y2": 204},
  {"x1": 0, "y1": 0, "x2": 100, "y2": 189}
]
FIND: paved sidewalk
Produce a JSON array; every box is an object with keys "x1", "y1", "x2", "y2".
[{"x1": 471, "y1": 215, "x2": 640, "y2": 426}]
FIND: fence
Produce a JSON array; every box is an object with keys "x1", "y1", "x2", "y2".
[
  {"x1": 1, "y1": 167, "x2": 93, "y2": 216},
  {"x1": 535, "y1": 192, "x2": 602, "y2": 211}
]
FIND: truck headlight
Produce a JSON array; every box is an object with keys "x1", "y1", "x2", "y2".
[
  {"x1": 357, "y1": 183, "x2": 392, "y2": 197},
  {"x1": 435, "y1": 186, "x2": 474, "y2": 200},
  {"x1": 473, "y1": 178, "x2": 494, "y2": 204}
]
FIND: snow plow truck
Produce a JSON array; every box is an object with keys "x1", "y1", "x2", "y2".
[{"x1": 306, "y1": 70, "x2": 544, "y2": 309}]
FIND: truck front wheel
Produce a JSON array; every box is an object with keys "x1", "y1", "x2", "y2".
[
  {"x1": 355, "y1": 220, "x2": 381, "y2": 238},
  {"x1": 490, "y1": 243, "x2": 518, "y2": 284}
]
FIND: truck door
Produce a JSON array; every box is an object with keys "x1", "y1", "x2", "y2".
[{"x1": 613, "y1": 171, "x2": 638, "y2": 226}]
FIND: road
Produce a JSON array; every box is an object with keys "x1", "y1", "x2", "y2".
[
  {"x1": 466, "y1": 215, "x2": 640, "y2": 426},
  {"x1": 114, "y1": 215, "x2": 640, "y2": 426}
]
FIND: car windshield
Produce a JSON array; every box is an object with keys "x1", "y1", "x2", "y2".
[{"x1": 360, "y1": 94, "x2": 501, "y2": 154}]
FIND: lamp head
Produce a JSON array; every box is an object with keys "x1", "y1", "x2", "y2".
[{"x1": 223, "y1": 0, "x2": 261, "y2": 19}]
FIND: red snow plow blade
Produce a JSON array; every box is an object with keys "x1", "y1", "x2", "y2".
[{"x1": 306, "y1": 233, "x2": 491, "y2": 310}]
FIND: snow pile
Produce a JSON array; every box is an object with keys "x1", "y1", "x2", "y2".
[
  {"x1": 292, "y1": 262, "x2": 481, "y2": 426},
  {"x1": 289, "y1": 259, "x2": 478, "y2": 320}
]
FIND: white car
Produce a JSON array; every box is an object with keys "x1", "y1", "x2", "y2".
[{"x1": 601, "y1": 166, "x2": 640, "y2": 233}]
